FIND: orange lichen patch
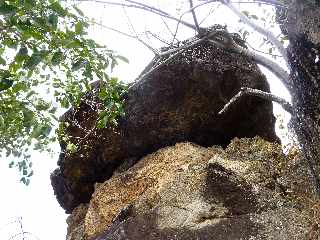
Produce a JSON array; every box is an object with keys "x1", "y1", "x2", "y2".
[
  {"x1": 84, "y1": 175, "x2": 154, "y2": 238},
  {"x1": 84, "y1": 142, "x2": 219, "y2": 239},
  {"x1": 65, "y1": 137, "x2": 315, "y2": 240}
]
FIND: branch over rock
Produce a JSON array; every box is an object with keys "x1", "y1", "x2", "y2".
[{"x1": 51, "y1": 30, "x2": 279, "y2": 213}]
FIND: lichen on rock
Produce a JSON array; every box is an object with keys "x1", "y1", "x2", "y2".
[{"x1": 65, "y1": 137, "x2": 313, "y2": 240}]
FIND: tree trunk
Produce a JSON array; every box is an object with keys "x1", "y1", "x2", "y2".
[{"x1": 277, "y1": 0, "x2": 320, "y2": 195}]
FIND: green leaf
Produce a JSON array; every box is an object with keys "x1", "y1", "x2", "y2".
[
  {"x1": 83, "y1": 63, "x2": 93, "y2": 79},
  {"x1": 66, "y1": 39, "x2": 82, "y2": 48},
  {"x1": 241, "y1": 10, "x2": 249, "y2": 17},
  {"x1": 111, "y1": 59, "x2": 118, "y2": 72},
  {"x1": 116, "y1": 55, "x2": 129, "y2": 64},
  {"x1": 0, "y1": 2, "x2": 18, "y2": 15},
  {"x1": 48, "y1": 13, "x2": 59, "y2": 29},
  {"x1": 66, "y1": 142, "x2": 77, "y2": 153},
  {"x1": 31, "y1": 123, "x2": 52, "y2": 139},
  {"x1": 73, "y1": 5, "x2": 84, "y2": 16},
  {"x1": 35, "y1": 100, "x2": 51, "y2": 111},
  {"x1": 51, "y1": 51, "x2": 63, "y2": 66},
  {"x1": 75, "y1": 21, "x2": 84, "y2": 35},
  {"x1": 23, "y1": 51, "x2": 48, "y2": 69},
  {"x1": 20, "y1": 177, "x2": 26, "y2": 184},
  {"x1": 15, "y1": 46, "x2": 29, "y2": 63},
  {"x1": 24, "y1": 0, "x2": 36, "y2": 9},
  {"x1": 3, "y1": 38, "x2": 18, "y2": 48},
  {"x1": 12, "y1": 82, "x2": 28, "y2": 93},
  {"x1": 97, "y1": 115, "x2": 108, "y2": 129},
  {"x1": 71, "y1": 58, "x2": 87, "y2": 71},
  {"x1": 0, "y1": 115, "x2": 4, "y2": 126},
  {"x1": 50, "y1": 1, "x2": 68, "y2": 17},
  {"x1": 0, "y1": 78, "x2": 14, "y2": 92},
  {"x1": 26, "y1": 90, "x2": 36, "y2": 98},
  {"x1": 27, "y1": 170, "x2": 34, "y2": 177},
  {"x1": 0, "y1": 56, "x2": 6, "y2": 65},
  {"x1": 17, "y1": 19, "x2": 33, "y2": 30},
  {"x1": 9, "y1": 161, "x2": 14, "y2": 168}
]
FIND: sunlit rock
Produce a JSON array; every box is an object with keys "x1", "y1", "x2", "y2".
[{"x1": 66, "y1": 137, "x2": 312, "y2": 240}]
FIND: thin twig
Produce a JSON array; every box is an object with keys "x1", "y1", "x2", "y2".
[
  {"x1": 130, "y1": 36, "x2": 210, "y2": 90},
  {"x1": 199, "y1": 3, "x2": 219, "y2": 25},
  {"x1": 218, "y1": 87, "x2": 293, "y2": 115},
  {"x1": 206, "y1": 29, "x2": 290, "y2": 88},
  {"x1": 122, "y1": 6, "x2": 159, "y2": 55},
  {"x1": 246, "y1": 41, "x2": 283, "y2": 58},
  {"x1": 85, "y1": 0, "x2": 198, "y2": 30},
  {"x1": 145, "y1": 31, "x2": 171, "y2": 46},
  {"x1": 122, "y1": 7, "x2": 137, "y2": 37},
  {"x1": 160, "y1": 16, "x2": 176, "y2": 39},
  {"x1": 197, "y1": 0, "x2": 287, "y2": 9},
  {"x1": 8, "y1": 232, "x2": 40, "y2": 240},
  {"x1": 171, "y1": 0, "x2": 216, "y2": 45},
  {"x1": 89, "y1": 20, "x2": 159, "y2": 55},
  {"x1": 231, "y1": 1, "x2": 287, "y2": 8},
  {"x1": 189, "y1": 0, "x2": 201, "y2": 33}
]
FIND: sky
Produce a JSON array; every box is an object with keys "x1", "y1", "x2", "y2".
[{"x1": 0, "y1": 1, "x2": 291, "y2": 239}]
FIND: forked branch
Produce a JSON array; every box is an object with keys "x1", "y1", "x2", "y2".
[
  {"x1": 218, "y1": 87, "x2": 293, "y2": 115},
  {"x1": 188, "y1": 0, "x2": 201, "y2": 33}
]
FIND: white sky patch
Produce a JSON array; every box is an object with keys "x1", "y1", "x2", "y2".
[{"x1": 0, "y1": 1, "x2": 291, "y2": 239}]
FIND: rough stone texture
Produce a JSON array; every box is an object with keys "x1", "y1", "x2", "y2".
[
  {"x1": 66, "y1": 204, "x2": 88, "y2": 240},
  {"x1": 66, "y1": 137, "x2": 313, "y2": 240},
  {"x1": 51, "y1": 34, "x2": 279, "y2": 213}
]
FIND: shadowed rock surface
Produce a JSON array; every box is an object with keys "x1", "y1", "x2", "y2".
[
  {"x1": 66, "y1": 137, "x2": 313, "y2": 240},
  {"x1": 51, "y1": 35, "x2": 279, "y2": 213}
]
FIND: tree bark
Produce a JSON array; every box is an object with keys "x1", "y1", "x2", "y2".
[{"x1": 277, "y1": 0, "x2": 320, "y2": 195}]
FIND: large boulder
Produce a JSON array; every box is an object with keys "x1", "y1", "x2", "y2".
[
  {"x1": 51, "y1": 33, "x2": 279, "y2": 213},
  {"x1": 66, "y1": 137, "x2": 314, "y2": 240}
]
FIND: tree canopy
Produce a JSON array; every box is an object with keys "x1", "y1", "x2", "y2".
[{"x1": 0, "y1": 0, "x2": 127, "y2": 185}]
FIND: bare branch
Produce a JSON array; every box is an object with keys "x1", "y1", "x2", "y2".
[
  {"x1": 131, "y1": 30, "x2": 234, "y2": 90},
  {"x1": 221, "y1": 0, "x2": 289, "y2": 66},
  {"x1": 171, "y1": 0, "x2": 217, "y2": 45},
  {"x1": 198, "y1": 0, "x2": 287, "y2": 9},
  {"x1": 249, "y1": 0, "x2": 287, "y2": 8},
  {"x1": 246, "y1": 41, "x2": 283, "y2": 58},
  {"x1": 89, "y1": 20, "x2": 159, "y2": 55},
  {"x1": 145, "y1": 31, "x2": 171, "y2": 46},
  {"x1": 218, "y1": 87, "x2": 293, "y2": 115},
  {"x1": 122, "y1": 6, "x2": 159, "y2": 55},
  {"x1": 8, "y1": 232, "x2": 40, "y2": 240},
  {"x1": 188, "y1": 0, "x2": 201, "y2": 33},
  {"x1": 77, "y1": 0, "x2": 198, "y2": 31},
  {"x1": 199, "y1": 3, "x2": 220, "y2": 25},
  {"x1": 84, "y1": 0, "x2": 290, "y2": 89},
  {"x1": 130, "y1": 36, "x2": 210, "y2": 91},
  {"x1": 243, "y1": 47, "x2": 290, "y2": 88},
  {"x1": 163, "y1": 29, "x2": 228, "y2": 57},
  {"x1": 160, "y1": 16, "x2": 176, "y2": 39},
  {"x1": 206, "y1": 30, "x2": 290, "y2": 89}
]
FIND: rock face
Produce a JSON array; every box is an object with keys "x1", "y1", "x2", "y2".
[
  {"x1": 51, "y1": 35, "x2": 279, "y2": 213},
  {"x1": 66, "y1": 137, "x2": 314, "y2": 240}
]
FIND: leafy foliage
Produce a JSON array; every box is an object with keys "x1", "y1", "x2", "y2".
[
  {"x1": 97, "y1": 77, "x2": 128, "y2": 129},
  {"x1": 0, "y1": 0, "x2": 128, "y2": 184}
]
